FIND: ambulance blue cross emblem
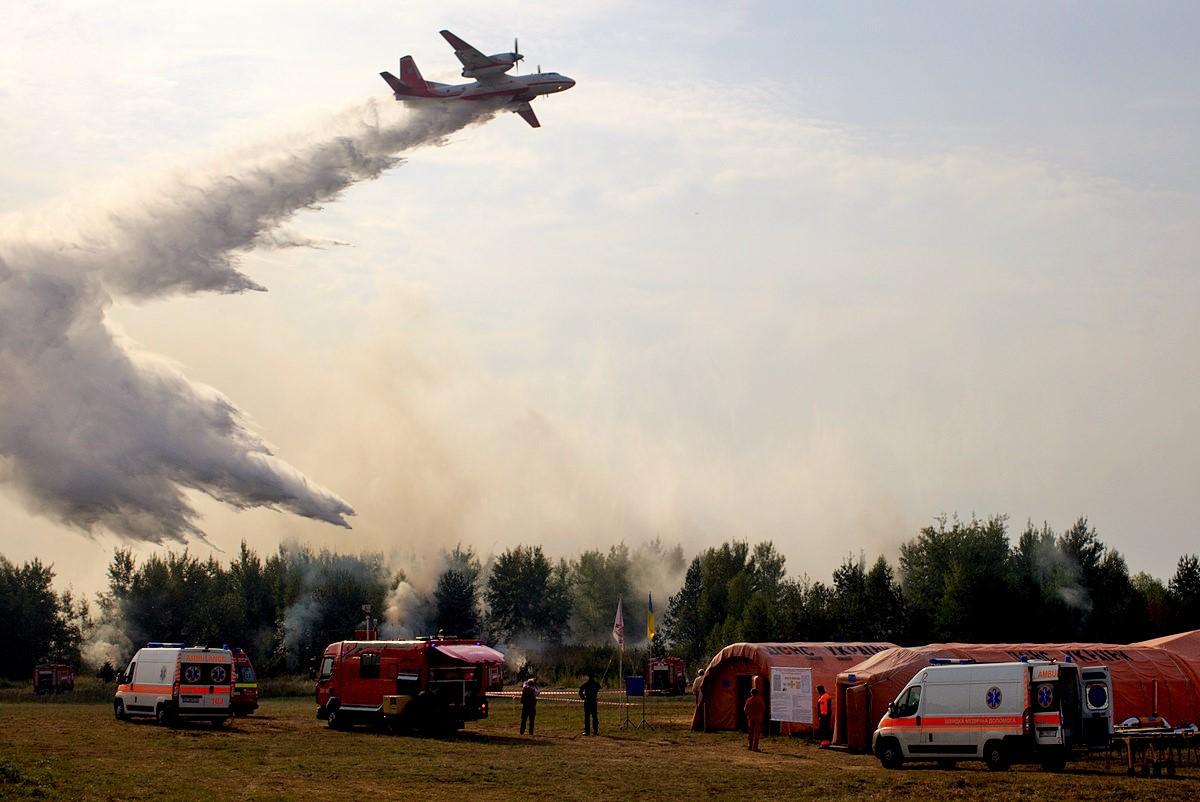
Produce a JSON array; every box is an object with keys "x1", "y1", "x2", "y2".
[{"x1": 985, "y1": 686, "x2": 1002, "y2": 709}]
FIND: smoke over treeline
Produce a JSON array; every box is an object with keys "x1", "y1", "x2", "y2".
[
  {"x1": 29, "y1": 537, "x2": 686, "y2": 677},
  {"x1": 0, "y1": 100, "x2": 494, "y2": 543},
  {"x1": 5, "y1": 513, "x2": 1198, "y2": 681}
]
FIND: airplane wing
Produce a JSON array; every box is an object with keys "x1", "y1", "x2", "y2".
[
  {"x1": 440, "y1": 30, "x2": 493, "y2": 71},
  {"x1": 515, "y1": 102, "x2": 541, "y2": 128}
]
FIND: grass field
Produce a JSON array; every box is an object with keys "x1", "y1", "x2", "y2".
[{"x1": 1, "y1": 693, "x2": 1197, "y2": 800}]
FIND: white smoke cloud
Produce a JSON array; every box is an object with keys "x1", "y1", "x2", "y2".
[
  {"x1": 380, "y1": 579, "x2": 433, "y2": 640},
  {"x1": 0, "y1": 99, "x2": 497, "y2": 543}
]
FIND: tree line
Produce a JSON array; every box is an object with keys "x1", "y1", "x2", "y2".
[
  {"x1": 662, "y1": 515, "x2": 1200, "y2": 665},
  {"x1": 1, "y1": 514, "x2": 1197, "y2": 680}
]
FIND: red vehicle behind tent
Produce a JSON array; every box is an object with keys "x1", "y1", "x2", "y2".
[
  {"x1": 316, "y1": 637, "x2": 504, "y2": 733},
  {"x1": 646, "y1": 657, "x2": 688, "y2": 695},
  {"x1": 834, "y1": 633, "x2": 1200, "y2": 752},
  {"x1": 33, "y1": 663, "x2": 74, "y2": 695},
  {"x1": 692, "y1": 642, "x2": 896, "y2": 735}
]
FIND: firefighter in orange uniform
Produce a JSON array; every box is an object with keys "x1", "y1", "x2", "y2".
[
  {"x1": 816, "y1": 684, "x2": 833, "y2": 741},
  {"x1": 744, "y1": 685, "x2": 765, "y2": 752}
]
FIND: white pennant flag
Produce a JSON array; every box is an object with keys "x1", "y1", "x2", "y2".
[{"x1": 612, "y1": 597, "x2": 625, "y2": 651}]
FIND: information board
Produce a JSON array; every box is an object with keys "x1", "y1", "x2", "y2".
[{"x1": 769, "y1": 666, "x2": 813, "y2": 723}]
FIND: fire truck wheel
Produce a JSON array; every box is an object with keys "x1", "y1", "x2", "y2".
[
  {"x1": 327, "y1": 705, "x2": 344, "y2": 730},
  {"x1": 984, "y1": 741, "x2": 1009, "y2": 771},
  {"x1": 877, "y1": 738, "x2": 903, "y2": 770},
  {"x1": 1039, "y1": 751, "x2": 1067, "y2": 772},
  {"x1": 114, "y1": 700, "x2": 126, "y2": 721}
]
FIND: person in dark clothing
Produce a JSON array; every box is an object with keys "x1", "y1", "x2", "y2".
[
  {"x1": 579, "y1": 673, "x2": 601, "y2": 735},
  {"x1": 520, "y1": 678, "x2": 539, "y2": 735}
]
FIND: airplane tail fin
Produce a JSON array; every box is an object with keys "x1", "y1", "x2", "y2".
[
  {"x1": 399, "y1": 56, "x2": 432, "y2": 94},
  {"x1": 380, "y1": 56, "x2": 435, "y2": 97}
]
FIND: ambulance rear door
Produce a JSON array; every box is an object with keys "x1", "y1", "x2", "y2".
[
  {"x1": 1080, "y1": 667, "x2": 1113, "y2": 748},
  {"x1": 178, "y1": 650, "x2": 232, "y2": 715},
  {"x1": 1030, "y1": 663, "x2": 1064, "y2": 746}
]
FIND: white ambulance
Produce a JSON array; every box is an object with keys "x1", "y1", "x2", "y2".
[
  {"x1": 114, "y1": 643, "x2": 235, "y2": 726},
  {"x1": 872, "y1": 659, "x2": 1112, "y2": 771}
]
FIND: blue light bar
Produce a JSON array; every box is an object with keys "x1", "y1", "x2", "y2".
[
  {"x1": 929, "y1": 657, "x2": 976, "y2": 665},
  {"x1": 146, "y1": 642, "x2": 185, "y2": 648}
]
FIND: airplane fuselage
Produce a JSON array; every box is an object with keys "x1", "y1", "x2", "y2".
[{"x1": 398, "y1": 72, "x2": 575, "y2": 103}]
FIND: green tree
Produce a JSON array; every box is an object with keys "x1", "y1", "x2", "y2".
[
  {"x1": 0, "y1": 557, "x2": 80, "y2": 678},
  {"x1": 571, "y1": 544, "x2": 639, "y2": 643},
  {"x1": 433, "y1": 545, "x2": 482, "y2": 638},
  {"x1": 899, "y1": 515, "x2": 1015, "y2": 642},
  {"x1": 484, "y1": 545, "x2": 571, "y2": 643},
  {"x1": 1168, "y1": 554, "x2": 1200, "y2": 632}
]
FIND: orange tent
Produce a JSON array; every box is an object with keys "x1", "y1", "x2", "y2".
[
  {"x1": 691, "y1": 642, "x2": 896, "y2": 734},
  {"x1": 834, "y1": 635, "x2": 1200, "y2": 752},
  {"x1": 1135, "y1": 629, "x2": 1200, "y2": 663}
]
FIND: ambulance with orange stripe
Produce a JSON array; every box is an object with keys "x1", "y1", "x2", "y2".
[
  {"x1": 873, "y1": 658, "x2": 1112, "y2": 771},
  {"x1": 114, "y1": 643, "x2": 235, "y2": 726}
]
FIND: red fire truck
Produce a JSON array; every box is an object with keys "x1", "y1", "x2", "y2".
[
  {"x1": 316, "y1": 637, "x2": 505, "y2": 733},
  {"x1": 33, "y1": 663, "x2": 75, "y2": 695},
  {"x1": 230, "y1": 648, "x2": 259, "y2": 716},
  {"x1": 646, "y1": 656, "x2": 688, "y2": 695}
]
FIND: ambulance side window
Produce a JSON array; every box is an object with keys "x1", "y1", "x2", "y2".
[
  {"x1": 360, "y1": 653, "x2": 381, "y2": 679},
  {"x1": 124, "y1": 662, "x2": 136, "y2": 684},
  {"x1": 895, "y1": 685, "x2": 921, "y2": 717},
  {"x1": 318, "y1": 657, "x2": 334, "y2": 681}
]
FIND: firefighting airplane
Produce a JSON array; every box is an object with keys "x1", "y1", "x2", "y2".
[{"x1": 380, "y1": 30, "x2": 575, "y2": 128}]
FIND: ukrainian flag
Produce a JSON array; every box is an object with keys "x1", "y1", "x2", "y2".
[{"x1": 647, "y1": 592, "x2": 655, "y2": 640}]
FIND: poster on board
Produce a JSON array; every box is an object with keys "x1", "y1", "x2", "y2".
[{"x1": 770, "y1": 666, "x2": 813, "y2": 723}]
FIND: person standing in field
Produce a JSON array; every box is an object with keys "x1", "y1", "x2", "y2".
[
  {"x1": 520, "y1": 678, "x2": 539, "y2": 736},
  {"x1": 744, "y1": 685, "x2": 765, "y2": 752},
  {"x1": 816, "y1": 684, "x2": 833, "y2": 741},
  {"x1": 579, "y1": 672, "x2": 601, "y2": 735},
  {"x1": 691, "y1": 667, "x2": 706, "y2": 732}
]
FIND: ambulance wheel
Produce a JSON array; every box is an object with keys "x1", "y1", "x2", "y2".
[
  {"x1": 114, "y1": 700, "x2": 126, "y2": 721},
  {"x1": 984, "y1": 741, "x2": 1009, "y2": 771},
  {"x1": 936, "y1": 759, "x2": 957, "y2": 770},
  {"x1": 877, "y1": 738, "x2": 903, "y2": 770},
  {"x1": 155, "y1": 704, "x2": 170, "y2": 726}
]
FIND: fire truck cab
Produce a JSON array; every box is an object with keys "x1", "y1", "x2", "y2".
[
  {"x1": 873, "y1": 659, "x2": 1113, "y2": 771},
  {"x1": 114, "y1": 644, "x2": 235, "y2": 726},
  {"x1": 316, "y1": 637, "x2": 504, "y2": 733}
]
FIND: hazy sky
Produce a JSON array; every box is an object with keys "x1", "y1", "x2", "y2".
[{"x1": 2, "y1": 1, "x2": 1198, "y2": 595}]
